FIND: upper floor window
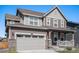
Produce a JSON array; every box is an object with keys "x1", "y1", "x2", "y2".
[
  {"x1": 53, "y1": 19, "x2": 58, "y2": 28},
  {"x1": 10, "y1": 21, "x2": 15, "y2": 24},
  {"x1": 29, "y1": 16, "x2": 38, "y2": 26},
  {"x1": 30, "y1": 21, "x2": 33, "y2": 25},
  {"x1": 34, "y1": 22, "x2": 38, "y2": 25},
  {"x1": 47, "y1": 19, "x2": 50, "y2": 24},
  {"x1": 60, "y1": 20, "x2": 64, "y2": 28},
  {"x1": 46, "y1": 18, "x2": 50, "y2": 26},
  {"x1": 54, "y1": 24, "x2": 57, "y2": 26}
]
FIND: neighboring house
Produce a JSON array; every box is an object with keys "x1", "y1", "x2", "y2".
[
  {"x1": 5, "y1": 6, "x2": 79, "y2": 52},
  {"x1": 0, "y1": 37, "x2": 2, "y2": 42}
]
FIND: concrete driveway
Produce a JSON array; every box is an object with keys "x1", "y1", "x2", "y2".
[
  {"x1": 17, "y1": 49, "x2": 57, "y2": 53},
  {"x1": 0, "y1": 48, "x2": 8, "y2": 53}
]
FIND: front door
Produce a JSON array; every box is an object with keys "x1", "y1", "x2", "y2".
[{"x1": 52, "y1": 32, "x2": 58, "y2": 45}]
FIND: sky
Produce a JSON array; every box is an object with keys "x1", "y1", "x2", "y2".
[{"x1": 0, "y1": 5, "x2": 79, "y2": 37}]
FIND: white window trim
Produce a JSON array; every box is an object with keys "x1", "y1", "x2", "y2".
[
  {"x1": 15, "y1": 32, "x2": 46, "y2": 40},
  {"x1": 46, "y1": 18, "x2": 51, "y2": 26},
  {"x1": 15, "y1": 32, "x2": 31, "y2": 39},
  {"x1": 10, "y1": 21, "x2": 15, "y2": 24},
  {"x1": 29, "y1": 16, "x2": 39, "y2": 26},
  {"x1": 53, "y1": 19, "x2": 58, "y2": 28},
  {"x1": 60, "y1": 20, "x2": 64, "y2": 28}
]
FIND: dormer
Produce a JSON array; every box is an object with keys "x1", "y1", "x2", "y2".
[{"x1": 16, "y1": 9, "x2": 45, "y2": 26}]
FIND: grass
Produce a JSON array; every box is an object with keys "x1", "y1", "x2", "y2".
[
  {"x1": 0, "y1": 47, "x2": 16, "y2": 53},
  {"x1": 8, "y1": 47, "x2": 16, "y2": 53},
  {"x1": 57, "y1": 48, "x2": 79, "y2": 53}
]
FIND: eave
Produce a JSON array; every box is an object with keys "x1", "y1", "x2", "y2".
[{"x1": 7, "y1": 24, "x2": 76, "y2": 33}]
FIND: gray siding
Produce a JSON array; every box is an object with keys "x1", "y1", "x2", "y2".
[
  {"x1": 45, "y1": 8, "x2": 66, "y2": 28},
  {"x1": 74, "y1": 29, "x2": 79, "y2": 48}
]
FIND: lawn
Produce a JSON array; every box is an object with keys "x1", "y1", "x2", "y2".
[
  {"x1": 8, "y1": 47, "x2": 16, "y2": 53},
  {"x1": 57, "y1": 48, "x2": 79, "y2": 53}
]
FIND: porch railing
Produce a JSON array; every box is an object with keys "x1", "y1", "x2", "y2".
[{"x1": 57, "y1": 40, "x2": 74, "y2": 47}]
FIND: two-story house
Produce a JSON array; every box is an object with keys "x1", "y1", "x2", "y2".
[{"x1": 5, "y1": 6, "x2": 79, "y2": 52}]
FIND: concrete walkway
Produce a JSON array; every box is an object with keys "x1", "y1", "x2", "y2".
[
  {"x1": 0, "y1": 48, "x2": 8, "y2": 53},
  {"x1": 17, "y1": 49, "x2": 57, "y2": 53}
]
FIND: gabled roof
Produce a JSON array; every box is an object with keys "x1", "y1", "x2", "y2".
[
  {"x1": 5, "y1": 14, "x2": 21, "y2": 21},
  {"x1": 17, "y1": 8, "x2": 45, "y2": 17},
  {"x1": 43, "y1": 6, "x2": 68, "y2": 21},
  {"x1": 6, "y1": 5, "x2": 78, "y2": 25},
  {"x1": 7, "y1": 6, "x2": 69, "y2": 21}
]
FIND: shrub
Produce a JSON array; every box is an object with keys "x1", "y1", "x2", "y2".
[{"x1": 66, "y1": 47, "x2": 72, "y2": 51}]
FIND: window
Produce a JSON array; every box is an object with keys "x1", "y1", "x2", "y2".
[
  {"x1": 54, "y1": 32, "x2": 58, "y2": 38},
  {"x1": 53, "y1": 19, "x2": 58, "y2": 28},
  {"x1": 61, "y1": 24, "x2": 64, "y2": 27},
  {"x1": 47, "y1": 18, "x2": 50, "y2": 26},
  {"x1": 34, "y1": 22, "x2": 38, "y2": 25},
  {"x1": 10, "y1": 21, "x2": 15, "y2": 24},
  {"x1": 29, "y1": 16, "x2": 38, "y2": 26},
  {"x1": 54, "y1": 24, "x2": 57, "y2": 26},
  {"x1": 25, "y1": 35, "x2": 31, "y2": 38},
  {"x1": 30, "y1": 17, "x2": 33, "y2": 25},
  {"x1": 32, "y1": 35, "x2": 38, "y2": 38},
  {"x1": 60, "y1": 20, "x2": 64, "y2": 28},
  {"x1": 30, "y1": 16, "x2": 33, "y2": 20},
  {"x1": 17, "y1": 34, "x2": 23, "y2": 37},
  {"x1": 30, "y1": 21, "x2": 33, "y2": 25},
  {"x1": 39, "y1": 36, "x2": 44, "y2": 38},
  {"x1": 34, "y1": 17, "x2": 38, "y2": 20},
  {"x1": 32, "y1": 35, "x2": 44, "y2": 38}
]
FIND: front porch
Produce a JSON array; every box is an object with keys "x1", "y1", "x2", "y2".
[{"x1": 46, "y1": 30, "x2": 75, "y2": 49}]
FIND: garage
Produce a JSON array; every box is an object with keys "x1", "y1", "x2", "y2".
[{"x1": 15, "y1": 32, "x2": 46, "y2": 51}]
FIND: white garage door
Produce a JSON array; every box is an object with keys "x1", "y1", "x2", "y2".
[{"x1": 16, "y1": 33, "x2": 46, "y2": 51}]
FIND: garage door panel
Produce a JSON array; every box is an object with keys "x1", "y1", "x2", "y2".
[
  {"x1": 16, "y1": 33, "x2": 46, "y2": 50},
  {"x1": 17, "y1": 38, "x2": 45, "y2": 50}
]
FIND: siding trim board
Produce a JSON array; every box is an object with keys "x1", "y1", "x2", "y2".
[{"x1": 7, "y1": 24, "x2": 75, "y2": 33}]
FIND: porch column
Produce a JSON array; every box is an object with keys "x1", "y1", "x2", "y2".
[
  {"x1": 45, "y1": 31, "x2": 52, "y2": 49},
  {"x1": 72, "y1": 33, "x2": 75, "y2": 47},
  {"x1": 9, "y1": 27, "x2": 12, "y2": 39},
  {"x1": 45, "y1": 32, "x2": 49, "y2": 49},
  {"x1": 48, "y1": 31, "x2": 52, "y2": 48}
]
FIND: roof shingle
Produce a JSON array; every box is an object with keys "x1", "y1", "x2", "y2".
[
  {"x1": 5, "y1": 14, "x2": 21, "y2": 21},
  {"x1": 18, "y1": 9, "x2": 45, "y2": 17}
]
